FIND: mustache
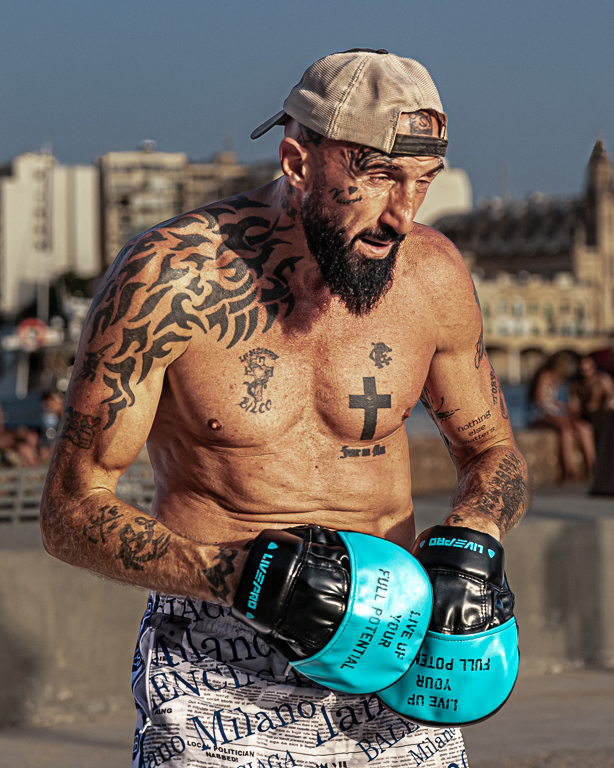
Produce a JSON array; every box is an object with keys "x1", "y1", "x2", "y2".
[{"x1": 354, "y1": 225, "x2": 405, "y2": 246}]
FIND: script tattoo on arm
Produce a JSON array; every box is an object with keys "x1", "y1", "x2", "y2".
[
  {"x1": 453, "y1": 450, "x2": 527, "y2": 536},
  {"x1": 489, "y1": 364, "x2": 509, "y2": 420},
  {"x1": 201, "y1": 547, "x2": 238, "y2": 603},
  {"x1": 84, "y1": 197, "x2": 302, "y2": 429}
]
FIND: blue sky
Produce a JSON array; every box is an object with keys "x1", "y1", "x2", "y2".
[{"x1": 1, "y1": 0, "x2": 612, "y2": 202}]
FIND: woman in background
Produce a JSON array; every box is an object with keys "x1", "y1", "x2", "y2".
[{"x1": 529, "y1": 351, "x2": 595, "y2": 480}]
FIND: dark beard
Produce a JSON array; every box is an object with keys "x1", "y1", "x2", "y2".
[{"x1": 301, "y1": 183, "x2": 402, "y2": 316}]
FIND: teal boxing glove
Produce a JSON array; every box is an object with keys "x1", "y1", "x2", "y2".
[
  {"x1": 378, "y1": 525, "x2": 519, "y2": 726},
  {"x1": 232, "y1": 525, "x2": 433, "y2": 694}
]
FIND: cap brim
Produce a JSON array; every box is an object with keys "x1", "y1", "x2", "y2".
[{"x1": 250, "y1": 110, "x2": 287, "y2": 140}]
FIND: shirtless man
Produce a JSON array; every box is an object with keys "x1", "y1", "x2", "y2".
[{"x1": 40, "y1": 50, "x2": 528, "y2": 767}]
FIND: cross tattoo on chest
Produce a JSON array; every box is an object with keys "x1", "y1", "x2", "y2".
[{"x1": 349, "y1": 377, "x2": 392, "y2": 440}]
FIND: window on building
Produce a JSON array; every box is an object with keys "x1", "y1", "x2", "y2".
[
  {"x1": 576, "y1": 304, "x2": 585, "y2": 324},
  {"x1": 529, "y1": 301, "x2": 539, "y2": 314},
  {"x1": 512, "y1": 298, "x2": 524, "y2": 317},
  {"x1": 482, "y1": 302, "x2": 491, "y2": 318},
  {"x1": 498, "y1": 299, "x2": 508, "y2": 314}
]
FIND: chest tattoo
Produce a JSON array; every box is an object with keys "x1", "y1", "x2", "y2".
[
  {"x1": 82, "y1": 197, "x2": 300, "y2": 429},
  {"x1": 349, "y1": 377, "x2": 392, "y2": 440},
  {"x1": 238, "y1": 348, "x2": 279, "y2": 414},
  {"x1": 370, "y1": 342, "x2": 392, "y2": 368}
]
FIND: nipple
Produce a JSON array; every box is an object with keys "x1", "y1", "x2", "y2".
[
  {"x1": 208, "y1": 419, "x2": 222, "y2": 431},
  {"x1": 402, "y1": 408, "x2": 412, "y2": 421}
]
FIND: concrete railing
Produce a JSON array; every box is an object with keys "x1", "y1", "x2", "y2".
[
  {"x1": 408, "y1": 428, "x2": 564, "y2": 494},
  {"x1": 0, "y1": 463, "x2": 155, "y2": 523}
]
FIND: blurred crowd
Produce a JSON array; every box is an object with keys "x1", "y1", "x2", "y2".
[
  {"x1": 528, "y1": 341, "x2": 614, "y2": 492},
  {"x1": 0, "y1": 390, "x2": 64, "y2": 468},
  {"x1": 1, "y1": 342, "x2": 613, "y2": 494}
]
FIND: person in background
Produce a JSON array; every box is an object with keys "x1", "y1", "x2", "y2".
[
  {"x1": 592, "y1": 332, "x2": 614, "y2": 379},
  {"x1": 570, "y1": 355, "x2": 614, "y2": 418},
  {"x1": 0, "y1": 402, "x2": 41, "y2": 467},
  {"x1": 529, "y1": 351, "x2": 595, "y2": 480},
  {"x1": 571, "y1": 355, "x2": 614, "y2": 496}
]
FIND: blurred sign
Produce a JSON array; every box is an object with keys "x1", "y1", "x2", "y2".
[{"x1": 1, "y1": 319, "x2": 64, "y2": 351}]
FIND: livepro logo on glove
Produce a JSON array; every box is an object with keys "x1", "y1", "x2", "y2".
[
  {"x1": 420, "y1": 537, "x2": 495, "y2": 558},
  {"x1": 246, "y1": 542, "x2": 278, "y2": 618}
]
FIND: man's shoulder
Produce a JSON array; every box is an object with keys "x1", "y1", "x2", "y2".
[
  {"x1": 104, "y1": 205, "x2": 227, "y2": 288},
  {"x1": 406, "y1": 222, "x2": 464, "y2": 264},
  {"x1": 400, "y1": 223, "x2": 480, "y2": 346},
  {"x1": 403, "y1": 223, "x2": 473, "y2": 290}
]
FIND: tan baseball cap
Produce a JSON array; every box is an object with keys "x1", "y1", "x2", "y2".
[{"x1": 251, "y1": 48, "x2": 448, "y2": 157}]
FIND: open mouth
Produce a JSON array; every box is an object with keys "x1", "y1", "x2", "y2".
[{"x1": 358, "y1": 237, "x2": 394, "y2": 255}]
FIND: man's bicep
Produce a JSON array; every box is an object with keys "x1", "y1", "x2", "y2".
[
  {"x1": 57, "y1": 231, "x2": 196, "y2": 481},
  {"x1": 56, "y1": 337, "x2": 166, "y2": 490},
  {"x1": 421, "y1": 342, "x2": 514, "y2": 465}
]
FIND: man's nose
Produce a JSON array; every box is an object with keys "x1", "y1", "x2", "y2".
[{"x1": 380, "y1": 184, "x2": 415, "y2": 235}]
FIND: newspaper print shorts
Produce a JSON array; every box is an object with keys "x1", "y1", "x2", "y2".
[{"x1": 132, "y1": 593, "x2": 469, "y2": 768}]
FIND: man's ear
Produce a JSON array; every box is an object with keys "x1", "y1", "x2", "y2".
[{"x1": 279, "y1": 137, "x2": 311, "y2": 192}]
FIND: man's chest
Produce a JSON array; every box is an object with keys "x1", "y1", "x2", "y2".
[{"x1": 162, "y1": 316, "x2": 436, "y2": 448}]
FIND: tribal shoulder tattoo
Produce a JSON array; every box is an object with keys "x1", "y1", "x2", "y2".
[{"x1": 80, "y1": 197, "x2": 301, "y2": 429}]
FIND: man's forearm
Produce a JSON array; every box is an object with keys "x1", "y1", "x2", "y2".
[
  {"x1": 445, "y1": 445, "x2": 529, "y2": 541},
  {"x1": 40, "y1": 491, "x2": 248, "y2": 604}
]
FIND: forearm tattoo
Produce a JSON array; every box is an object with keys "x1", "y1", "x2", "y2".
[
  {"x1": 82, "y1": 507, "x2": 172, "y2": 571},
  {"x1": 454, "y1": 450, "x2": 527, "y2": 535},
  {"x1": 81, "y1": 196, "x2": 301, "y2": 429},
  {"x1": 82, "y1": 504, "x2": 123, "y2": 543},
  {"x1": 201, "y1": 547, "x2": 238, "y2": 603},
  {"x1": 115, "y1": 517, "x2": 172, "y2": 571}
]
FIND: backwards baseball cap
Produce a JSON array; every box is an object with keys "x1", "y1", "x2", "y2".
[{"x1": 251, "y1": 48, "x2": 448, "y2": 158}]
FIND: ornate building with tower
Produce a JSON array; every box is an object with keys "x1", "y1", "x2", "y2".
[{"x1": 435, "y1": 141, "x2": 614, "y2": 383}]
